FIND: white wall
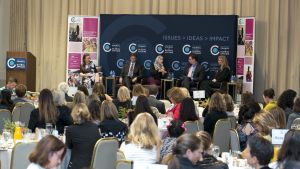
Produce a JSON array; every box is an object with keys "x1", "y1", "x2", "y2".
[{"x1": 0, "y1": 0, "x2": 10, "y2": 85}]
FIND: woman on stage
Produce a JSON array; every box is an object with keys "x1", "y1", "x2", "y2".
[
  {"x1": 80, "y1": 53, "x2": 101, "y2": 89},
  {"x1": 149, "y1": 55, "x2": 168, "y2": 85}
]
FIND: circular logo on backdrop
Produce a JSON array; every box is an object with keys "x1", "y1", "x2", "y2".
[
  {"x1": 172, "y1": 61, "x2": 181, "y2": 71},
  {"x1": 210, "y1": 45, "x2": 220, "y2": 55},
  {"x1": 182, "y1": 44, "x2": 191, "y2": 55},
  {"x1": 155, "y1": 44, "x2": 164, "y2": 54},
  {"x1": 201, "y1": 62, "x2": 210, "y2": 72},
  {"x1": 129, "y1": 43, "x2": 137, "y2": 53},
  {"x1": 144, "y1": 60, "x2": 152, "y2": 70},
  {"x1": 103, "y1": 42, "x2": 111, "y2": 52},
  {"x1": 117, "y1": 59, "x2": 125, "y2": 69},
  {"x1": 7, "y1": 58, "x2": 16, "y2": 69}
]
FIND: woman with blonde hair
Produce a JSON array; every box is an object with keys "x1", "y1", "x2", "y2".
[
  {"x1": 223, "y1": 93, "x2": 235, "y2": 116},
  {"x1": 72, "y1": 91, "x2": 86, "y2": 105},
  {"x1": 166, "y1": 87, "x2": 186, "y2": 120},
  {"x1": 92, "y1": 82, "x2": 112, "y2": 102},
  {"x1": 203, "y1": 92, "x2": 228, "y2": 136},
  {"x1": 120, "y1": 113, "x2": 161, "y2": 164},
  {"x1": 268, "y1": 106, "x2": 286, "y2": 129},
  {"x1": 253, "y1": 110, "x2": 278, "y2": 141},
  {"x1": 131, "y1": 84, "x2": 146, "y2": 106},
  {"x1": 99, "y1": 100, "x2": 128, "y2": 144},
  {"x1": 149, "y1": 55, "x2": 168, "y2": 85},
  {"x1": 112, "y1": 86, "x2": 132, "y2": 112},
  {"x1": 66, "y1": 103, "x2": 100, "y2": 169}
]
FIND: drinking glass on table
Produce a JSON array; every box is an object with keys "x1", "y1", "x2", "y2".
[
  {"x1": 212, "y1": 145, "x2": 220, "y2": 158},
  {"x1": 45, "y1": 123, "x2": 53, "y2": 135}
]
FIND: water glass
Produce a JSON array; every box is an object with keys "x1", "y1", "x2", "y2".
[
  {"x1": 212, "y1": 145, "x2": 220, "y2": 158},
  {"x1": 46, "y1": 123, "x2": 53, "y2": 135},
  {"x1": 3, "y1": 129, "x2": 12, "y2": 142}
]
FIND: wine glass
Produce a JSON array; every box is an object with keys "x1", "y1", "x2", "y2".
[
  {"x1": 46, "y1": 123, "x2": 53, "y2": 135},
  {"x1": 212, "y1": 145, "x2": 220, "y2": 158}
]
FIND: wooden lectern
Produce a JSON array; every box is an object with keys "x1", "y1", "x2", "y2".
[{"x1": 6, "y1": 51, "x2": 36, "y2": 91}]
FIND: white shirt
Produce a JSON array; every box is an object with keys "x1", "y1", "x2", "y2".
[
  {"x1": 120, "y1": 142, "x2": 157, "y2": 164},
  {"x1": 27, "y1": 163, "x2": 45, "y2": 169}
]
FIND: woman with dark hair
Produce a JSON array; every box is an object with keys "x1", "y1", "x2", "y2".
[
  {"x1": 92, "y1": 82, "x2": 112, "y2": 102},
  {"x1": 128, "y1": 95, "x2": 157, "y2": 125},
  {"x1": 263, "y1": 88, "x2": 276, "y2": 111},
  {"x1": 87, "y1": 99, "x2": 101, "y2": 125},
  {"x1": 162, "y1": 134, "x2": 203, "y2": 169},
  {"x1": 160, "y1": 120, "x2": 185, "y2": 160},
  {"x1": 203, "y1": 92, "x2": 228, "y2": 136},
  {"x1": 287, "y1": 97, "x2": 300, "y2": 129},
  {"x1": 277, "y1": 89, "x2": 297, "y2": 120},
  {"x1": 179, "y1": 97, "x2": 198, "y2": 122},
  {"x1": 77, "y1": 85, "x2": 89, "y2": 96},
  {"x1": 236, "y1": 102, "x2": 261, "y2": 151},
  {"x1": 0, "y1": 89, "x2": 14, "y2": 112},
  {"x1": 28, "y1": 89, "x2": 61, "y2": 133},
  {"x1": 27, "y1": 135, "x2": 66, "y2": 169},
  {"x1": 277, "y1": 129, "x2": 300, "y2": 167},
  {"x1": 79, "y1": 53, "x2": 99, "y2": 89},
  {"x1": 240, "y1": 92, "x2": 255, "y2": 106}
]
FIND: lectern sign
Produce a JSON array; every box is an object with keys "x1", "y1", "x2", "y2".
[{"x1": 6, "y1": 58, "x2": 27, "y2": 70}]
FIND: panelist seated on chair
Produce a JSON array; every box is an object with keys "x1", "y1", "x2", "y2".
[
  {"x1": 149, "y1": 55, "x2": 168, "y2": 85},
  {"x1": 181, "y1": 54, "x2": 205, "y2": 90},
  {"x1": 201, "y1": 55, "x2": 231, "y2": 97},
  {"x1": 119, "y1": 53, "x2": 143, "y2": 89},
  {"x1": 80, "y1": 53, "x2": 102, "y2": 89}
]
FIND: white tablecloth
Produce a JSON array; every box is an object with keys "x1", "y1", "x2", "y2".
[{"x1": 134, "y1": 164, "x2": 167, "y2": 169}]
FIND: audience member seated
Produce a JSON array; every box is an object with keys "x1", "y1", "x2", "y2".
[
  {"x1": 27, "y1": 135, "x2": 66, "y2": 169},
  {"x1": 240, "y1": 92, "x2": 255, "y2": 107},
  {"x1": 52, "y1": 89, "x2": 72, "y2": 134},
  {"x1": 181, "y1": 54, "x2": 205, "y2": 91},
  {"x1": 253, "y1": 110, "x2": 278, "y2": 141},
  {"x1": 0, "y1": 77, "x2": 18, "y2": 94},
  {"x1": 58, "y1": 82, "x2": 73, "y2": 102},
  {"x1": 242, "y1": 135, "x2": 274, "y2": 169},
  {"x1": 286, "y1": 97, "x2": 300, "y2": 129},
  {"x1": 13, "y1": 84, "x2": 30, "y2": 104},
  {"x1": 0, "y1": 89, "x2": 14, "y2": 112},
  {"x1": 149, "y1": 55, "x2": 168, "y2": 85},
  {"x1": 128, "y1": 95, "x2": 157, "y2": 126},
  {"x1": 77, "y1": 85, "x2": 89, "y2": 96},
  {"x1": 283, "y1": 160, "x2": 300, "y2": 169},
  {"x1": 112, "y1": 86, "x2": 132, "y2": 112},
  {"x1": 92, "y1": 82, "x2": 112, "y2": 102},
  {"x1": 201, "y1": 55, "x2": 231, "y2": 97},
  {"x1": 99, "y1": 100, "x2": 128, "y2": 144},
  {"x1": 119, "y1": 53, "x2": 143, "y2": 90},
  {"x1": 162, "y1": 134, "x2": 203, "y2": 169},
  {"x1": 71, "y1": 91, "x2": 86, "y2": 108},
  {"x1": 237, "y1": 102, "x2": 260, "y2": 151},
  {"x1": 66, "y1": 103, "x2": 101, "y2": 169},
  {"x1": 223, "y1": 93, "x2": 235, "y2": 116},
  {"x1": 165, "y1": 87, "x2": 185, "y2": 120},
  {"x1": 179, "y1": 97, "x2": 198, "y2": 123},
  {"x1": 263, "y1": 88, "x2": 276, "y2": 111},
  {"x1": 28, "y1": 89, "x2": 71, "y2": 134},
  {"x1": 203, "y1": 92, "x2": 228, "y2": 136},
  {"x1": 160, "y1": 120, "x2": 185, "y2": 160},
  {"x1": 277, "y1": 129, "x2": 300, "y2": 168},
  {"x1": 268, "y1": 106, "x2": 286, "y2": 129},
  {"x1": 120, "y1": 113, "x2": 161, "y2": 164},
  {"x1": 88, "y1": 99, "x2": 101, "y2": 125},
  {"x1": 277, "y1": 89, "x2": 297, "y2": 121},
  {"x1": 131, "y1": 84, "x2": 146, "y2": 106},
  {"x1": 86, "y1": 93, "x2": 100, "y2": 105},
  {"x1": 147, "y1": 85, "x2": 166, "y2": 114},
  {"x1": 196, "y1": 131, "x2": 229, "y2": 169}
]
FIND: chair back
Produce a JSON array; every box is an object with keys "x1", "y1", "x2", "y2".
[
  {"x1": 12, "y1": 102, "x2": 35, "y2": 126},
  {"x1": 159, "y1": 100, "x2": 171, "y2": 111},
  {"x1": 116, "y1": 160, "x2": 133, "y2": 169},
  {"x1": 10, "y1": 142, "x2": 37, "y2": 169},
  {"x1": 184, "y1": 120, "x2": 203, "y2": 134},
  {"x1": 90, "y1": 137, "x2": 119, "y2": 169},
  {"x1": 291, "y1": 118, "x2": 300, "y2": 129},
  {"x1": 117, "y1": 150, "x2": 126, "y2": 161},
  {"x1": 230, "y1": 129, "x2": 240, "y2": 152},
  {"x1": 228, "y1": 116, "x2": 237, "y2": 129},
  {"x1": 0, "y1": 109, "x2": 11, "y2": 133},
  {"x1": 213, "y1": 119, "x2": 231, "y2": 154}
]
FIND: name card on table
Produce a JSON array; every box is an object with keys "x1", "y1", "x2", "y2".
[
  {"x1": 272, "y1": 129, "x2": 288, "y2": 145},
  {"x1": 193, "y1": 90, "x2": 205, "y2": 99}
]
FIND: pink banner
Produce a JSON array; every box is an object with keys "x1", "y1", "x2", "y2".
[
  {"x1": 245, "y1": 19, "x2": 254, "y2": 40},
  {"x1": 236, "y1": 57, "x2": 244, "y2": 75},
  {"x1": 68, "y1": 53, "x2": 81, "y2": 69},
  {"x1": 83, "y1": 18, "x2": 98, "y2": 37}
]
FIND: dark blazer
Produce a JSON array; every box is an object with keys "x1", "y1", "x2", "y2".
[
  {"x1": 183, "y1": 63, "x2": 205, "y2": 82},
  {"x1": 203, "y1": 108, "x2": 228, "y2": 136},
  {"x1": 121, "y1": 61, "x2": 143, "y2": 79},
  {"x1": 214, "y1": 67, "x2": 231, "y2": 82},
  {"x1": 197, "y1": 154, "x2": 229, "y2": 169},
  {"x1": 147, "y1": 96, "x2": 166, "y2": 114},
  {"x1": 65, "y1": 93, "x2": 73, "y2": 102},
  {"x1": 66, "y1": 122, "x2": 101, "y2": 169},
  {"x1": 150, "y1": 64, "x2": 167, "y2": 80}
]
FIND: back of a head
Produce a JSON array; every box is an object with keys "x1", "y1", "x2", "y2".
[
  {"x1": 293, "y1": 97, "x2": 300, "y2": 112},
  {"x1": 132, "y1": 84, "x2": 146, "y2": 96},
  {"x1": 277, "y1": 89, "x2": 297, "y2": 110},
  {"x1": 86, "y1": 93, "x2": 100, "y2": 106},
  {"x1": 172, "y1": 133, "x2": 201, "y2": 156},
  {"x1": 180, "y1": 87, "x2": 191, "y2": 98},
  {"x1": 117, "y1": 86, "x2": 131, "y2": 102},
  {"x1": 1, "y1": 89, "x2": 12, "y2": 103},
  {"x1": 179, "y1": 97, "x2": 198, "y2": 122},
  {"x1": 247, "y1": 135, "x2": 274, "y2": 166},
  {"x1": 73, "y1": 91, "x2": 86, "y2": 104},
  {"x1": 253, "y1": 110, "x2": 278, "y2": 136},
  {"x1": 39, "y1": 89, "x2": 57, "y2": 123},
  {"x1": 134, "y1": 95, "x2": 153, "y2": 114},
  {"x1": 263, "y1": 88, "x2": 275, "y2": 99},
  {"x1": 167, "y1": 87, "x2": 185, "y2": 103},
  {"x1": 15, "y1": 84, "x2": 27, "y2": 98},
  {"x1": 241, "y1": 92, "x2": 254, "y2": 106},
  {"x1": 209, "y1": 92, "x2": 226, "y2": 112},
  {"x1": 71, "y1": 103, "x2": 91, "y2": 124},
  {"x1": 58, "y1": 82, "x2": 69, "y2": 94},
  {"x1": 92, "y1": 82, "x2": 106, "y2": 96},
  {"x1": 268, "y1": 106, "x2": 286, "y2": 129},
  {"x1": 223, "y1": 93, "x2": 234, "y2": 112},
  {"x1": 77, "y1": 85, "x2": 89, "y2": 96},
  {"x1": 148, "y1": 85, "x2": 159, "y2": 96},
  {"x1": 195, "y1": 131, "x2": 212, "y2": 152},
  {"x1": 100, "y1": 100, "x2": 119, "y2": 121},
  {"x1": 52, "y1": 89, "x2": 66, "y2": 106},
  {"x1": 239, "y1": 102, "x2": 261, "y2": 124},
  {"x1": 167, "y1": 120, "x2": 185, "y2": 138},
  {"x1": 7, "y1": 77, "x2": 18, "y2": 84},
  {"x1": 88, "y1": 99, "x2": 101, "y2": 121},
  {"x1": 278, "y1": 129, "x2": 300, "y2": 162}
]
